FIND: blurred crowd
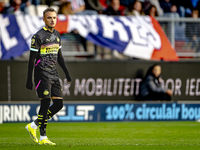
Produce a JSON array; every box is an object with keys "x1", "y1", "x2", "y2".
[{"x1": 0, "y1": 0, "x2": 200, "y2": 18}]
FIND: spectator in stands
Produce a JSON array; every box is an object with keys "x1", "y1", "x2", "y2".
[
  {"x1": 143, "y1": 0, "x2": 163, "y2": 16},
  {"x1": 21, "y1": 0, "x2": 30, "y2": 14},
  {"x1": 59, "y1": 0, "x2": 85, "y2": 13},
  {"x1": 162, "y1": 4, "x2": 180, "y2": 19},
  {"x1": 70, "y1": 0, "x2": 86, "y2": 14},
  {"x1": 59, "y1": 0, "x2": 97, "y2": 15},
  {"x1": 104, "y1": 0, "x2": 121, "y2": 15},
  {"x1": 85, "y1": 0, "x2": 103, "y2": 14},
  {"x1": 139, "y1": 64, "x2": 172, "y2": 101},
  {"x1": 160, "y1": 0, "x2": 171, "y2": 13},
  {"x1": 170, "y1": 0, "x2": 193, "y2": 17},
  {"x1": 194, "y1": 0, "x2": 200, "y2": 14},
  {"x1": 149, "y1": 0, "x2": 163, "y2": 16},
  {"x1": 187, "y1": 0, "x2": 200, "y2": 15},
  {"x1": 29, "y1": 0, "x2": 40, "y2": 5},
  {"x1": 98, "y1": 0, "x2": 107, "y2": 10},
  {"x1": 7, "y1": 0, "x2": 27, "y2": 14},
  {"x1": 119, "y1": 0, "x2": 134, "y2": 7},
  {"x1": 185, "y1": 9, "x2": 200, "y2": 52},
  {"x1": 58, "y1": 1, "x2": 74, "y2": 15},
  {"x1": 146, "y1": 4, "x2": 158, "y2": 17},
  {"x1": 0, "y1": 0, "x2": 9, "y2": 14},
  {"x1": 126, "y1": 0, "x2": 145, "y2": 16}
]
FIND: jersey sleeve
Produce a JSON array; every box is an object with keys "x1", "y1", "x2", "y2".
[
  {"x1": 58, "y1": 49, "x2": 71, "y2": 82},
  {"x1": 30, "y1": 34, "x2": 41, "y2": 52},
  {"x1": 58, "y1": 33, "x2": 62, "y2": 50}
]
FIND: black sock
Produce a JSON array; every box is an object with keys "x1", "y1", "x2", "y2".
[
  {"x1": 38, "y1": 98, "x2": 51, "y2": 136},
  {"x1": 34, "y1": 99, "x2": 63, "y2": 126},
  {"x1": 47, "y1": 99, "x2": 63, "y2": 119}
]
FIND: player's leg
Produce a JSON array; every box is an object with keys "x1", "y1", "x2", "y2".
[
  {"x1": 47, "y1": 97, "x2": 63, "y2": 120},
  {"x1": 26, "y1": 78, "x2": 55, "y2": 145},
  {"x1": 34, "y1": 79, "x2": 63, "y2": 121},
  {"x1": 25, "y1": 77, "x2": 46, "y2": 143},
  {"x1": 38, "y1": 79, "x2": 62, "y2": 145},
  {"x1": 38, "y1": 98, "x2": 51, "y2": 140},
  {"x1": 33, "y1": 98, "x2": 63, "y2": 125},
  {"x1": 25, "y1": 98, "x2": 51, "y2": 144},
  {"x1": 36, "y1": 79, "x2": 56, "y2": 145},
  {"x1": 47, "y1": 78, "x2": 64, "y2": 119},
  {"x1": 38, "y1": 98, "x2": 56, "y2": 145}
]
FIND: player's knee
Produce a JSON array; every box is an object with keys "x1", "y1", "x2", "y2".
[
  {"x1": 41, "y1": 98, "x2": 51, "y2": 107},
  {"x1": 53, "y1": 99, "x2": 63, "y2": 110},
  {"x1": 58, "y1": 101, "x2": 63, "y2": 110}
]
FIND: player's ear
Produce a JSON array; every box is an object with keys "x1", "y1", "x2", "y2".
[{"x1": 43, "y1": 13, "x2": 46, "y2": 21}]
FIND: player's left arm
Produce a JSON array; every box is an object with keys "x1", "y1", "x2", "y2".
[{"x1": 57, "y1": 48, "x2": 71, "y2": 84}]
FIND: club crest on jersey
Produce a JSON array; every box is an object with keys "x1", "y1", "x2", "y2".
[
  {"x1": 43, "y1": 90, "x2": 49, "y2": 95},
  {"x1": 31, "y1": 39, "x2": 35, "y2": 44},
  {"x1": 57, "y1": 37, "x2": 60, "y2": 42}
]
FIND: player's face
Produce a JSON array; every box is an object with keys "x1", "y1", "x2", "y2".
[{"x1": 43, "y1": 11, "x2": 57, "y2": 28}]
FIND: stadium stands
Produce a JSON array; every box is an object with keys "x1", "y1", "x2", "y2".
[{"x1": 1, "y1": 0, "x2": 200, "y2": 60}]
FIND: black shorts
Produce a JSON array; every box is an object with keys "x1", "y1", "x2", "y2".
[{"x1": 34, "y1": 77, "x2": 62, "y2": 99}]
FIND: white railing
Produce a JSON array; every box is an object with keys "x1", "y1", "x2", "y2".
[{"x1": 156, "y1": 17, "x2": 200, "y2": 58}]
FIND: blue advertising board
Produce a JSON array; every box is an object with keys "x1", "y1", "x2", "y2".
[{"x1": 1, "y1": 102, "x2": 200, "y2": 124}]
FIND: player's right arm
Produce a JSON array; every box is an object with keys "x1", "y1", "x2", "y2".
[
  {"x1": 26, "y1": 51, "x2": 38, "y2": 90},
  {"x1": 26, "y1": 35, "x2": 40, "y2": 90}
]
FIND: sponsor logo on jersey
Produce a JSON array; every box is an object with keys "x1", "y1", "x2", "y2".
[{"x1": 40, "y1": 44, "x2": 59, "y2": 55}]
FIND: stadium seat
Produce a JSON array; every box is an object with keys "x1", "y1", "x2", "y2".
[
  {"x1": 50, "y1": 5, "x2": 59, "y2": 13},
  {"x1": 28, "y1": 4, "x2": 36, "y2": 16},
  {"x1": 36, "y1": 5, "x2": 48, "y2": 17}
]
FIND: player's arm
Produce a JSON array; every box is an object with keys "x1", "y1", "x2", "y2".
[
  {"x1": 147, "y1": 76, "x2": 166, "y2": 93},
  {"x1": 57, "y1": 49, "x2": 71, "y2": 83},
  {"x1": 26, "y1": 51, "x2": 38, "y2": 90},
  {"x1": 26, "y1": 35, "x2": 40, "y2": 90}
]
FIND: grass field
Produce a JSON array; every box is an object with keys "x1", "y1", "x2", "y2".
[{"x1": 0, "y1": 122, "x2": 200, "y2": 150}]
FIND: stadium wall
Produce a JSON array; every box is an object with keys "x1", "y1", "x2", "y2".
[{"x1": 0, "y1": 61, "x2": 200, "y2": 101}]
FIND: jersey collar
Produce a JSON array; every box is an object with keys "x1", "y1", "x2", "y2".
[
  {"x1": 43, "y1": 27, "x2": 55, "y2": 33},
  {"x1": 43, "y1": 27, "x2": 48, "y2": 31}
]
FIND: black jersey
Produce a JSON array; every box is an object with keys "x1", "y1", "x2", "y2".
[{"x1": 30, "y1": 27, "x2": 61, "y2": 79}]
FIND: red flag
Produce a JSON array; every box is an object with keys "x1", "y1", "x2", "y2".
[
  {"x1": 55, "y1": 16, "x2": 69, "y2": 34},
  {"x1": 151, "y1": 17, "x2": 179, "y2": 61}
]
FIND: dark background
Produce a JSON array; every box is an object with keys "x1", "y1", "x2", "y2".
[{"x1": 0, "y1": 60, "x2": 199, "y2": 101}]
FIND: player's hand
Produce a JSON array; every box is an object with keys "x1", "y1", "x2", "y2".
[
  {"x1": 65, "y1": 79, "x2": 71, "y2": 84},
  {"x1": 26, "y1": 80, "x2": 33, "y2": 90},
  {"x1": 166, "y1": 89, "x2": 172, "y2": 96}
]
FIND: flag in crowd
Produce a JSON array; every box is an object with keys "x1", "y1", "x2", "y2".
[{"x1": 0, "y1": 14, "x2": 178, "y2": 61}]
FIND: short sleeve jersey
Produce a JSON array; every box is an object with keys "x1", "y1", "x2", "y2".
[{"x1": 30, "y1": 27, "x2": 61, "y2": 79}]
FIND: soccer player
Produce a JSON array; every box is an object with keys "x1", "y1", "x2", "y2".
[{"x1": 25, "y1": 7, "x2": 71, "y2": 145}]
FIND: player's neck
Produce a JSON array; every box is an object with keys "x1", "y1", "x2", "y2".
[{"x1": 45, "y1": 25, "x2": 54, "y2": 32}]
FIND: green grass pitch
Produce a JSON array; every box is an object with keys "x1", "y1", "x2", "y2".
[{"x1": 0, "y1": 122, "x2": 200, "y2": 150}]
